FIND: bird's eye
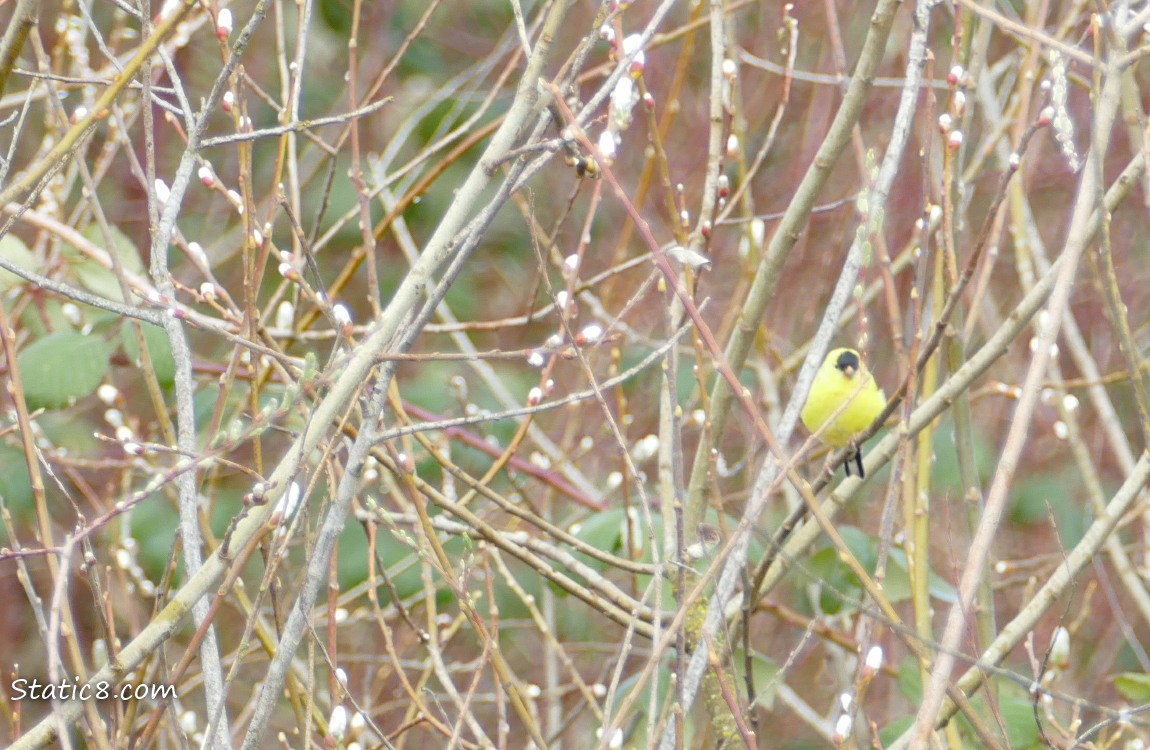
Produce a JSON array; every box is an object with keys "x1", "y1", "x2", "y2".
[{"x1": 835, "y1": 350, "x2": 860, "y2": 373}]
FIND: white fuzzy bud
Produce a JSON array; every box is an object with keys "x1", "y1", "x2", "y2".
[
  {"x1": 631, "y1": 434, "x2": 659, "y2": 462},
  {"x1": 578, "y1": 323, "x2": 604, "y2": 345},
  {"x1": 62, "y1": 303, "x2": 82, "y2": 326},
  {"x1": 272, "y1": 481, "x2": 302, "y2": 524},
  {"x1": 834, "y1": 714, "x2": 853, "y2": 743},
  {"x1": 1049, "y1": 626, "x2": 1070, "y2": 669},
  {"x1": 597, "y1": 727, "x2": 624, "y2": 749},
  {"x1": 621, "y1": 34, "x2": 645, "y2": 74},
  {"x1": 864, "y1": 645, "x2": 884, "y2": 674},
  {"x1": 611, "y1": 78, "x2": 638, "y2": 129},
  {"x1": 275, "y1": 300, "x2": 294, "y2": 331},
  {"x1": 597, "y1": 129, "x2": 617, "y2": 161},
  {"x1": 666, "y1": 244, "x2": 712, "y2": 271},
  {"x1": 187, "y1": 241, "x2": 207, "y2": 266},
  {"x1": 216, "y1": 8, "x2": 233, "y2": 40},
  {"x1": 328, "y1": 706, "x2": 347, "y2": 742}
]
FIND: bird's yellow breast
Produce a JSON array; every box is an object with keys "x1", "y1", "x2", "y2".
[{"x1": 801, "y1": 362, "x2": 886, "y2": 447}]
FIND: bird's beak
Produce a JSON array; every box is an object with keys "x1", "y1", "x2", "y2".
[{"x1": 842, "y1": 364, "x2": 856, "y2": 378}]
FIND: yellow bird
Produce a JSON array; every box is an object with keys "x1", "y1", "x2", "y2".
[{"x1": 800, "y1": 347, "x2": 887, "y2": 478}]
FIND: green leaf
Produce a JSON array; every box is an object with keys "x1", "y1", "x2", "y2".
[
  {"x1": 879, "y1": 715, "x2": 915, "y2": 748},
  {"x1": 805, "y1": 526, "x2": 957, "y2": 613},
  {"x1": 0, "y1": 443, "x2": 33, "y2": 515},
  {"x1": 806, "y1": 526, "x2": 874, "y2": 614},
  {"x1": 0, "y1": 234, "x2": 38, "y2": 292},
  {"x1": 38, "y1": 411, "x2": 101, "y2": 457},
  {"x1": 739, "y1": 650, "x2": 780, "y2": 710},
  {"x1": 572, "y1": 506, "x2": 673, "y2": 565},
  {"x1": 898, "y1": 656, "x2": 922, "y2": 703},
  {"x1": 884, "y1": 547, "x2": 959, "y2": 604},
  {"x1": 18, "y1": 299, "x2": 74, "y2": 339},
  {"x1": 128, "y1": 484, "x2": 180, "y2": 578},
  {"x1": 895, "y1": 669, "x2": 1046, "y2": 747},
  {"x1": 995, "y1": 685, "x2": 1041, "y2": 748},
  {"x1": 0, "y1": 442, "x2": 33, "y2": 547},
  {"x1": 1114, "y1": 672, "x2": 1150, "y2": 703},
  {"x1": 806, "y1": 544, "x2": 861, "y2": 614},
  {"x1": 954, "y1": 683, "x2": 1040, "y2": 748},
  {"x1": 1012, "y1": 471, "x2": 1088, "y2": 546},
  {"x1": 121, "y1": 322, "x2": 176, "y2": 387},
  {"x1": 573, "y1": 508, "x2": 630, "y2": 564},
  {"x1": 17, "y1": 332, "x2": 111, "y2": 409},
  {"x1": 64, "y1": 224, "x2": 146, "y2": 300},
  {"x1": 612, "y1": 654, "x2": 674, "y2": 726}
]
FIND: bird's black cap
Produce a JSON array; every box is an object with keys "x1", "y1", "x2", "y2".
[{"x1": 835, "y1": 349, "x2": 860, "y2": 375}]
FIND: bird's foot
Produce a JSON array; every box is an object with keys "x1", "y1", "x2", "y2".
[{"x1": 843, "y1": 439, "x2": 865, "y2": 479}]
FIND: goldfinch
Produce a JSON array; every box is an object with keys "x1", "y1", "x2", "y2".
[{"x1": 800, "y1": 348, "x2": 886, "y2": 478}]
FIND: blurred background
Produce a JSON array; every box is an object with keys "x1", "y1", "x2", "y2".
[{"x1": 0, "y1": 0, "x2": 1148, "y2": 747}]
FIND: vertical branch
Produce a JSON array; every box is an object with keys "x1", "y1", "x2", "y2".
[
  {"x1": 907, "y1": 40, "x2": 1125, "y2": 746},
  {"x1": 0, "y1": 0, "x2": 39, "y2": 99}
]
